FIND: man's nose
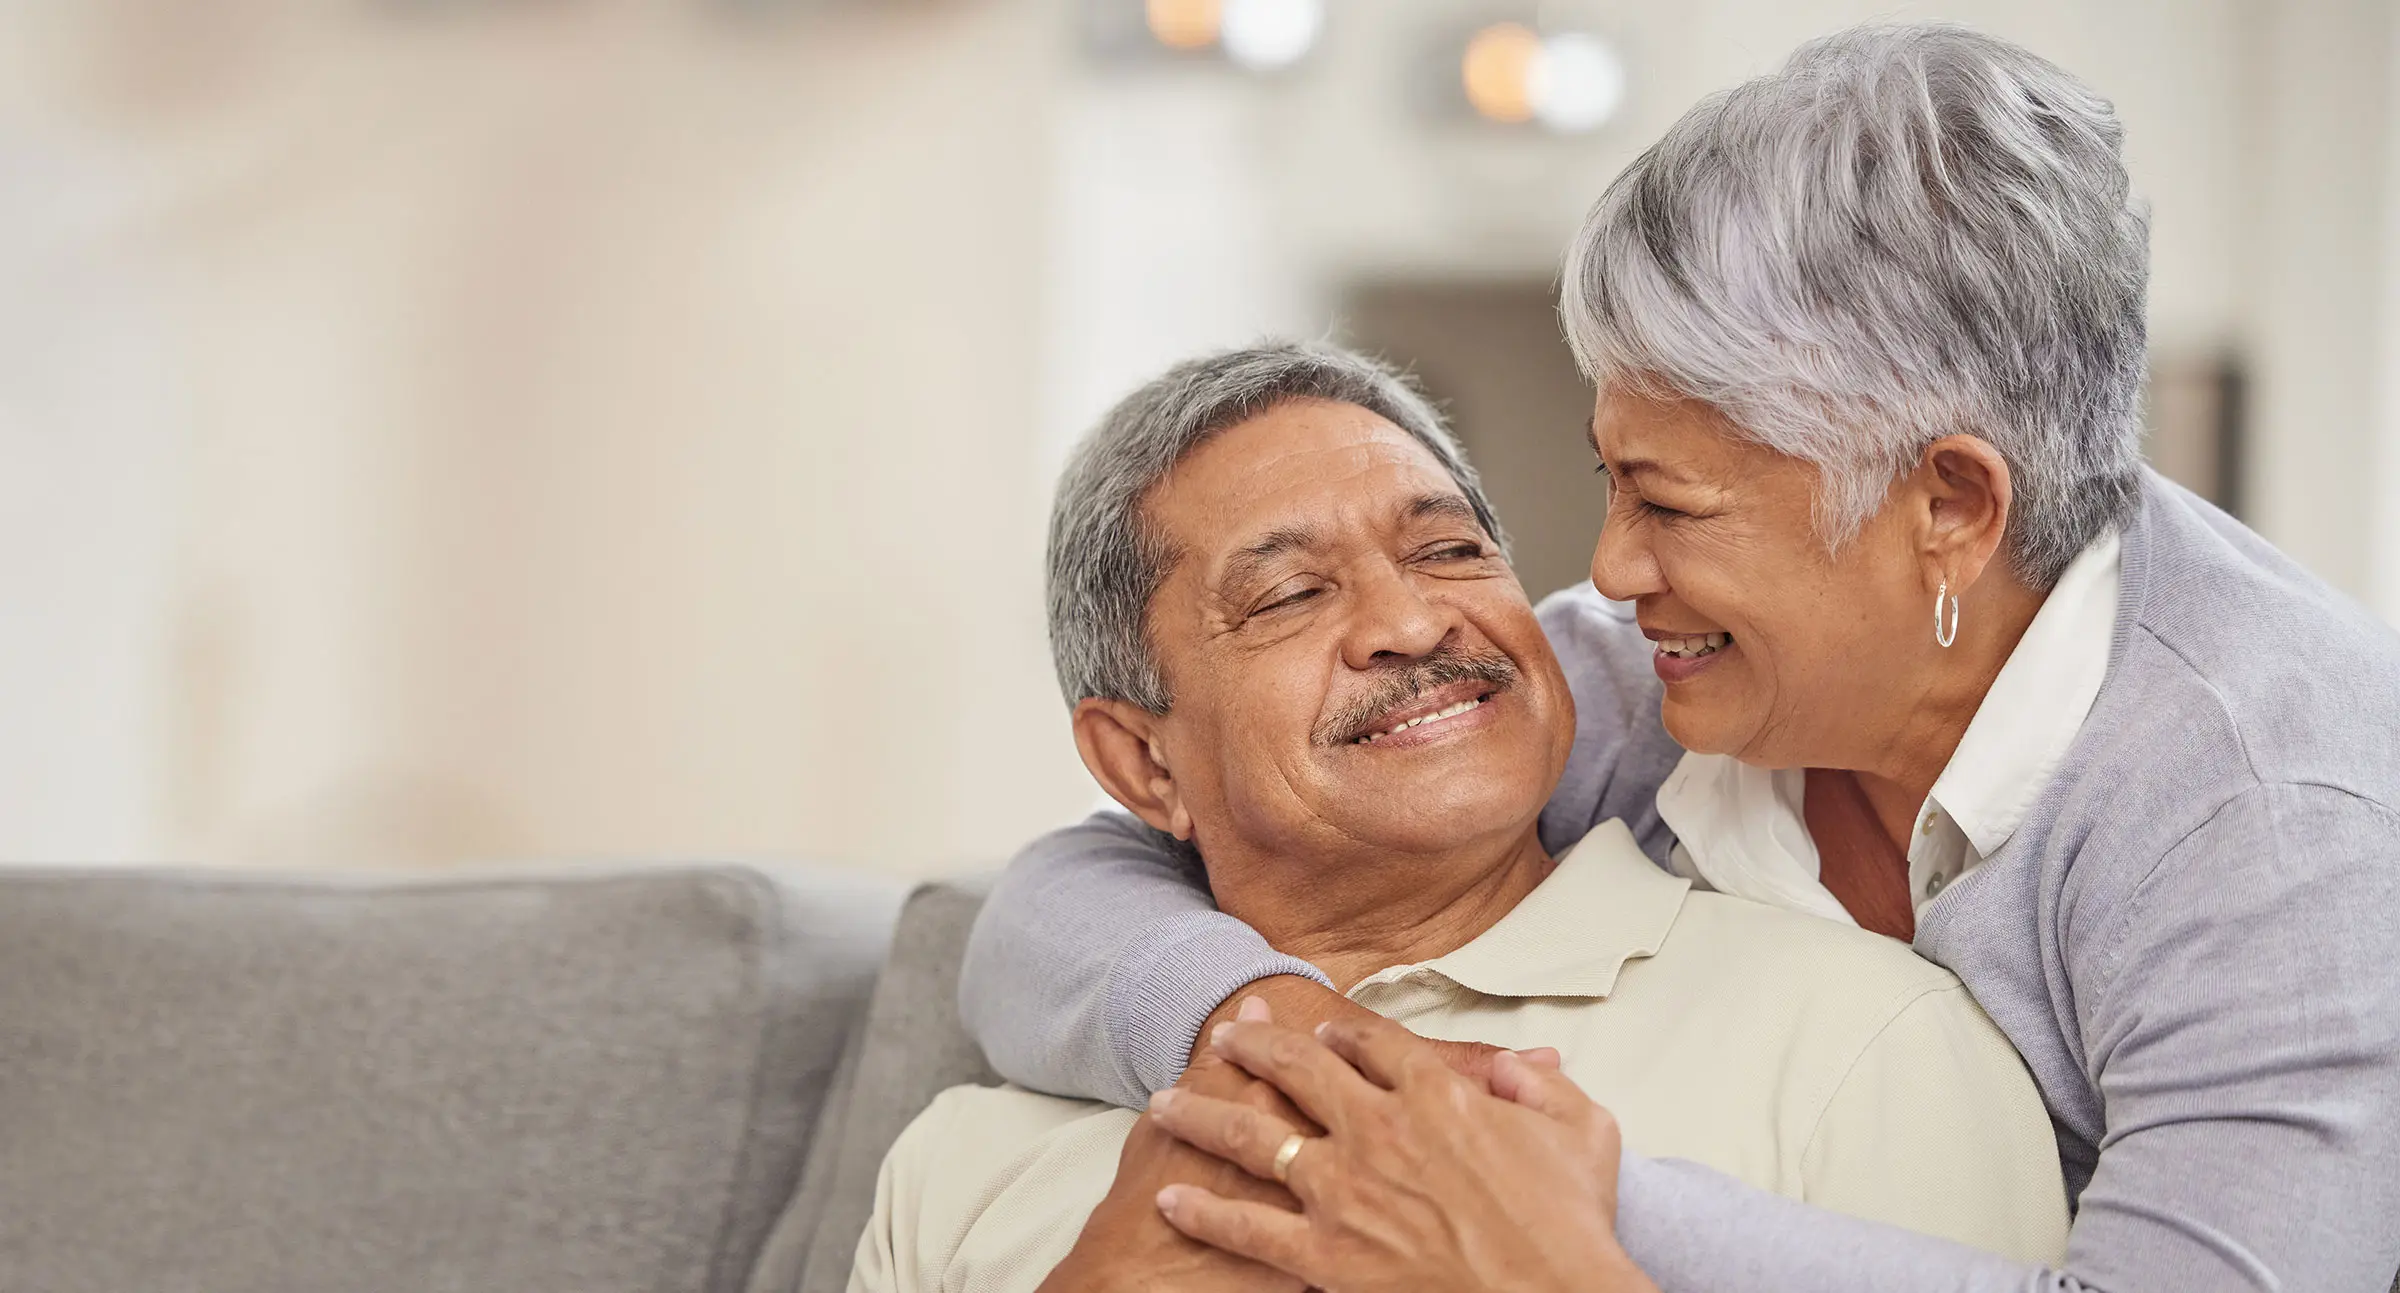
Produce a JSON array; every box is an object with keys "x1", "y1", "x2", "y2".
[
  {"x1": 1590, "y1": 514, "x2": 1665, "y2": 602},
  {"x1": 1340, "y1": 563, "x2": 1455, "y2": 670}
]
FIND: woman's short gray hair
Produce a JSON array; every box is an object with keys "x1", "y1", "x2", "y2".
[
  {"x1": 1562, "y1": 22, "x2": 2149, "y2": 585},
  {"x1": 1048, "y1": 341, "x2": 1502, "y2": 712}
]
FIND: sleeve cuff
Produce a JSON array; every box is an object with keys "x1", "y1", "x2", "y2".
[{"x1": 1108, "y1": 923, "x2": 1332, "y2": 1098}]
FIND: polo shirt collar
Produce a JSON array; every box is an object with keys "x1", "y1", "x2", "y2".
[{"x1": 1373, "y1": 820, "x2": 1691, "y2": 1001}]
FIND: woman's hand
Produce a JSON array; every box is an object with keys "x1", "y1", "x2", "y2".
[{"x1": 1146, "y1": 1001, "x2": 1658, "y2": 1293}]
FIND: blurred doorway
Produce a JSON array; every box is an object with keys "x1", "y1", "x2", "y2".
[
  {"x1": 2143, "y1": 352, "x2": 2246, "y2": 517},
  {"x1": 1339, "y1": 281, "x2": 1602, "y2": 600}
]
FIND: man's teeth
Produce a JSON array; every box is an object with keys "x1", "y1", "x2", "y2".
[
  {"x1": 1357, "y1": 696, "x2": 1485, "y2": 744},
  {"x1": 1655, "y1": 632, "x2": 1732, "y2": 660}
]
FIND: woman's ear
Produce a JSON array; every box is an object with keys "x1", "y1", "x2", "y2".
[
  {"x1": 1911, "y1": 434, "x2": 2015, "y2": 593},
  {"x1": 1071, "y1": 698, "x2": 1194, "y2": 840}
]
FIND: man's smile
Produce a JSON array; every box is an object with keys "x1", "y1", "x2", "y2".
[{"x1": 1347, "y1": 680, "x2": 1503, "y2": 748}]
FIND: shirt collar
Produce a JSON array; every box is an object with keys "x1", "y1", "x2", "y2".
[
  {"x1": 1926, "y1": 528, "x2": 2121, "y2": 857},
  {"x1": 1361, "y1": 820, "x2": 1691, "y2": 1001},
  {"x1": 1656, "y1": 755, "x2": 1856, "y2": 925}
]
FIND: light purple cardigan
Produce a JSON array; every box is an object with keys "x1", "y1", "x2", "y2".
[{"x1": 958, "y1": 473, "x2": 2400, "y2": 1292}]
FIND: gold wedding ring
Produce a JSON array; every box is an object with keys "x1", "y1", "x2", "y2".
[{"x1": 1270, "y1": 1131, "x2": 1310, "y2": 1184}]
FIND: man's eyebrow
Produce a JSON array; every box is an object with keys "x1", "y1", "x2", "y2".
[
  {"x1": 1404, "y1": 491, "x2": 1485, "y2": 531},
  {"x1": 1215, "y1": 493, "x2": 1484, "y2": 594},
  {"x1": 1217, "y1": 522, "x2": 1325, "y2": 590}
]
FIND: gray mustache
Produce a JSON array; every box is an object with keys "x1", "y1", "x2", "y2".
[{"x1": 1316, "y1": 644, "x2": 1521, "y2": 746}]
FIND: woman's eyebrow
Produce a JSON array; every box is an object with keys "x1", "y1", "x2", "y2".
[
  {"x1": 1603, "y1": 455, "x2": 1684, "y2": 485},
  {"x1": 1585, "y1": 420, "x2": 1680, "y2": 482}
]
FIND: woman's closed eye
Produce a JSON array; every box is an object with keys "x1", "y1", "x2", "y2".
[{"x1": 1596, "y1": 465, "x2": 1689, "y2": 521}]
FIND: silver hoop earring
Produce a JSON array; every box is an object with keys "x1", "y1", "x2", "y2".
[{"x1": 1934, "y1": 580, "x2": 1960, "y2": 649}]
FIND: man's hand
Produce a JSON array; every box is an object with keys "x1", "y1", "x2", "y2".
[
  {"x1": 1037, "y1": 1040, "x2": 1316, "y2": 1293},
  {"x1": 1194, "y1": 975, "x2": 1561, "y2": 1090}
]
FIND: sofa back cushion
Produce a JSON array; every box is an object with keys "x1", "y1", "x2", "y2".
[
  {"x1": 747, "y1": 877, "x2": 1001, "y2": 1293},
  {"x1": 0, "y1": 864, "x2": 899, "y2": 1293}
]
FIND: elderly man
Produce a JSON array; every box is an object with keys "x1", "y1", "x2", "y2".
[{"x1": 849, "y1": 344, "x2": 2066, "y2": 1293}]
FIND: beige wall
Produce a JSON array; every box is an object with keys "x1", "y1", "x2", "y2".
[
  {"x1": 2246, "y1": 0, "x2": 2398, "y2": 607},
  {"x1": 7, "y1": 0, "x2": 1093, "y2": 872},
  {"x1": 2380, "y1": 4, "x2": 2400, "y2": 621}
]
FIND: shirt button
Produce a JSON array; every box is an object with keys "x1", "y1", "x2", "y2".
[
  {"x1": 1921, "y1": 811, "x2": 1940, "y2": 836},
  {"x1": 1925, "y1": 873, "x2": 1948, "y2": 898}
]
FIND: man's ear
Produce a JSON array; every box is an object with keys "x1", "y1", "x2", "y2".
[
  {"x1": 1071, "y1": 698, "x2": 1194, "y2": 841},
  {"x1": 1909, "y1": 434, "x2": 2015, "y2": 594}
]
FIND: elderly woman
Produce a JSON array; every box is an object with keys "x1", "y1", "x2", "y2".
[{"x1": 960, "y1": 22, "x2": 2400, "y2": 1293}]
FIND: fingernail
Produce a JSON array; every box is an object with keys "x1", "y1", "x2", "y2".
[
  {"x1": 1210, "y1": 1022, "x2": 1230, "y2": 1049},
  {"x1": 1312, "y1": 1021, "x2": 1331, "y2": 1040},
  {"x1": 1237, "y1": 995, "x2": 1270, "y2": 1022},
  {"x1": 1156, "y1": 1185, "x2": 1183, "y2": 1213},
  {"x1": 1147, "y1": 1089, "x2": 1178, "y2": 1117}
]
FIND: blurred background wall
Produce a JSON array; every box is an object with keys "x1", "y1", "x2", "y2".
[{"x1": 2, "y1": 0, "x2": 2394, "y2": 875}]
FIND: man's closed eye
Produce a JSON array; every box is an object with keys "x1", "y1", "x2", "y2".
[{"x1": 1256, "y1": 585, "x2": 1324, "y2": 615}]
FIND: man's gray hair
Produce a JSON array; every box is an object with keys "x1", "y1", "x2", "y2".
[
  {"x1": 1562, "y1": 22, "x2": 2149, "y2": 585},
  {"x1": 1048, "y1": 341, "x2": 1502, "y2": 711}
]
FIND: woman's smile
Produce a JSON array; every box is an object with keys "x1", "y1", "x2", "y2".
[{"x1": 1645, "y1": 627, "x2": 1735, "y2": 683}]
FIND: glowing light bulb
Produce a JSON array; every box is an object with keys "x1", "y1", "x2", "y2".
[
  {"x1": 1462, "y1": 23, "x2": 1541, "y2": 124},
  {"x1": 1529, "y1": 32, "x2": 1626, "y2": 133},
  {"x1": 1145, "y1": 0, "x2": 1223, "y2": 51},
  {"x1": 1221, "y1": 0, "x2": 1323, "y2": 71}
]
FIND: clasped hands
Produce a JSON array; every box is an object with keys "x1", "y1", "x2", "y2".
[{"x1": 1037, "y1": 980, "x2": 1659, "y2": 1293}]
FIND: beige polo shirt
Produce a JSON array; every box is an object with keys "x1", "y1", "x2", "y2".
[{"x1": 851, "y1": 820, "x2": 2069, "y2": 1293}]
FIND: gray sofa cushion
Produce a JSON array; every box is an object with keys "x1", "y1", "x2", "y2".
[
  {"x1": 0, "y1": 863, "x2": 900, "y2": 1293},
  {"x1": 750, "y1": 877, "x2": 1001, "y2": 1293}
]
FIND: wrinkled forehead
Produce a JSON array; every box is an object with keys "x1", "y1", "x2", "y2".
[{"x1": 1143, "y1": 399, "x2": 1475, "y2": 568}]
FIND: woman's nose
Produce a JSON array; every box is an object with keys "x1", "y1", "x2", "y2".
[
  {"x1": 1341, "y1": 566, "x2": 1453, "y2": 670},
  {"x1": 1590, "y1": 518, "x2": 1665, "y2": 601}
]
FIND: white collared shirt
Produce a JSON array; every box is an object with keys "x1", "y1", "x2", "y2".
[
  {"x1": 851, "y1": 822, "x2": 2067, "y2": 1293},
  {"x1": 1656, "y1": 531, "x2": 2123, "y2": 925}
]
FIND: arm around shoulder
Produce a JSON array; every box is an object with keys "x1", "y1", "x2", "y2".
[{"x1": 958, "y1": 810, "x2": 1331, "y2": 1107}]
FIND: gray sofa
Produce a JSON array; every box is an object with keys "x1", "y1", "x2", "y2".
[
  {"x1": 0, "y1": 863, "x2": 996, "y2": 1293},
  {"x1": 9, "y1": 865, "x2": 2394, "y2": 1293}
]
